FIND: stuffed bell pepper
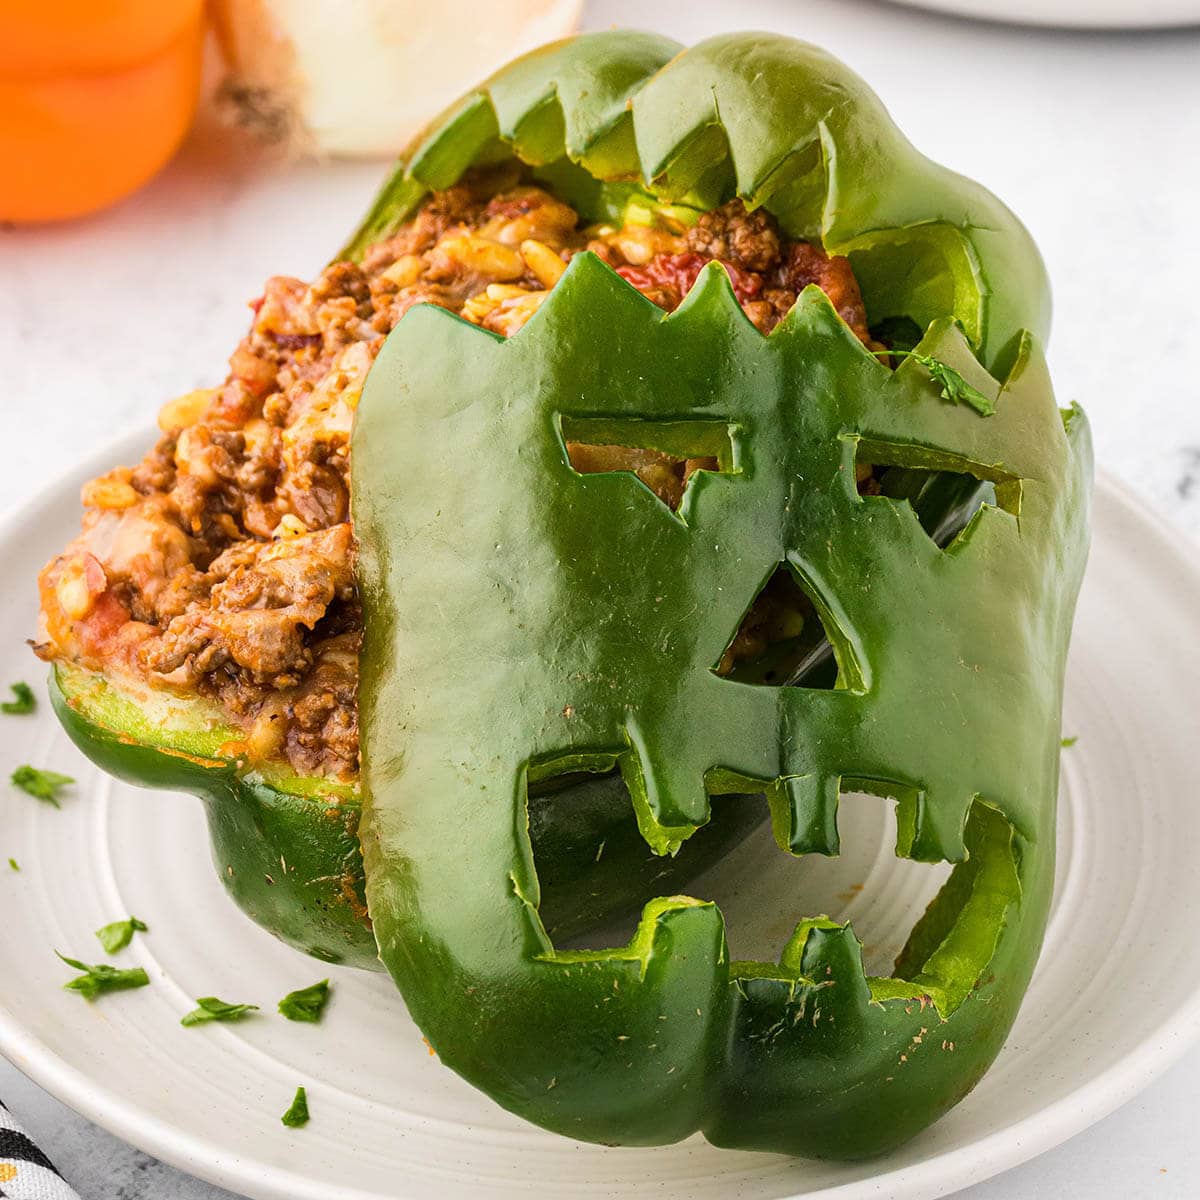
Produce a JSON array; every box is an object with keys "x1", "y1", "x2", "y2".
[{"x1": 35, "y1": 30, "x2": 1091, "y2": 1158}]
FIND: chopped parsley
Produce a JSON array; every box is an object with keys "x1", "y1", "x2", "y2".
[
  {"x1": 1061, "y1": 735, "x2": 1078, "y2": 748},
  {"x1": 57, "y1": 952, "x2": 149, "y2": 1001},
  {"x1": 96, "y1": 916, "x2": 148, "y2": 955},
  {"x1": 281, "y1": 1086, "x2": 310, "y2": 1128},
  {"x1": 873, "y1": 350, "x2": 996, "y2": 417},
  {"x1": 7, "y1": 858, "x2": 18, "y2": 871},
  {"x1": 1, "y1": 682, "x2": 35, "y2": 715},
  {"x1": 278, "y1": 979, "x2": 331, "y2": 1023},
  {"x1": 181, "y1": 996, "x2": 260, "y2": 1027},
  {"x1": 11, "y1": 765, "x2": 74, "y2": 807}
]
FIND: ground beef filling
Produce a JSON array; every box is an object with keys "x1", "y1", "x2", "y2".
[{"x1": 36, "y1": 169, "x2": 876, "y2": 781}]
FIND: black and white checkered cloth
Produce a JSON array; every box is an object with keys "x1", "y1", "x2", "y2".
[{"x1": 0, "y1": 1101, "x2": 80, "y2": 1199}]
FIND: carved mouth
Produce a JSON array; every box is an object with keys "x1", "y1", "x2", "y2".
[{"x1": 533, "y1": 766, "x2": 1019, "y2": 1021}]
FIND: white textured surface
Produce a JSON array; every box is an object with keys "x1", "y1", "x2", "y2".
[{"x1": 1, "y1": 0, "x2": 1199, "y2": 1196}]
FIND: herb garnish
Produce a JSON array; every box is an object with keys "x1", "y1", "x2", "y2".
[
  {"x1": 96, "y1": 916, "x2": 148, "y2": 954},
  {"x1": 57, "y1": 952, "x2": 150, "y2": 1001},
  {"x1": 12, "y1": 765, "x2": 74, "y2": 806},
  {"x1": 278, "y1": 979, "x2": 331, "y2": 1023},
  {"x1": 181, "y1": 996, "x2": 260, "y2": 1027},
  {"x1": 1, "y1": 682, "x2": 35, "y2": 714},
  {"x1": 872, "y1": 350, "x2": 996, "y2": 417},
  {"x1": 1061, "y1": 735, "x2": 1078, "y2": 748},
  {"x1": 7, "y1": 858, "x2": 18, "y2": 871},
  {"x1": 281, "y1": 1086, "x2": 310, "y2": 1128}
]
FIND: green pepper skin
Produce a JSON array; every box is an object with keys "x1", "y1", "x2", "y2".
[
  {"x1": 49, "y1": 664, "x2": 377, "y2": 969},
  {"x1": 353, "y1": 32, "x2": 1091, "y2": 1158},
  {"x1": 49, "y1": 664, "x2": 762, "y2": 966}
]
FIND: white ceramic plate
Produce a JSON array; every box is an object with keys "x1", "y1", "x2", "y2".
[
  {"x1": 886, "y1": 0, "x2": 1200, "y2": 28},
  {"x1": 2, "y1": 436, "x2": 1200, "y2": 1200}
]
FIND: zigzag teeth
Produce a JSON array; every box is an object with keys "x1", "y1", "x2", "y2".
[
  {"x1": 768, "y1": 284, "x2": 871, "y2": 346},
  {"x1": 622, "y1": 720, "x2": 710, "y2": 838},
  {"x1": 530, "y1": 250, "x2": 663, "y2": 334},
  {"x1": 799, "y1": 922, "x2": 864, "y2": 980},
  {"x1": 666, "y1": 261, "x2": 753, "y2": 328},
  {"x1": 903, "y1": 318, "x2": 1004, "y2": 394},
  {"x1": 489, "y1": 30, "x2": 682, "y2": 160},
  {"x1": 373, "y1": 297, "x2": 504, "y2": 358},
  {"x1": 407, "y1": 92, "x2": 499, "y2": 190},
  {"x1": 897, "y1": 789, "x2": 970, "y2": 865},
  {"x1": 779, "y1": 919, "x2": 871, "y2": 1001},
  {"x1": 771, "y1": 774, "x2": 841, "y2": 857}
]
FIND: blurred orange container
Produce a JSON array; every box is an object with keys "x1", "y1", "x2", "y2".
[{"x1": 0, "y1": 0, "x2": 205, "y2": 222}]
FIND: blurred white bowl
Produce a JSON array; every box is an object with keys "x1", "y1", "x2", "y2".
[{"x1": 887, "y1": 0, "x2": 1200, "y2": 28}]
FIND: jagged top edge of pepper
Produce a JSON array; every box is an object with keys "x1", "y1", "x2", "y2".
[{"x1": 339, "y1": 29, "x2": 1050, "y2": 372}]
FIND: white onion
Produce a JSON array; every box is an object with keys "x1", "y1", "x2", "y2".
[{"x1": 211, "y1": 0, "x2": 583, "y2": 159}]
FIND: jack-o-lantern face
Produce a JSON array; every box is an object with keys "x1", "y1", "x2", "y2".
[
  {"x1": 355, "y1": 259, "x2": 1090, "y2": 1157},
  {"x1": 351, "y1": 30, "x2": 1091, "y2": 1159}
]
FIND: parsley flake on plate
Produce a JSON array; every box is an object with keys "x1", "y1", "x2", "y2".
[
  {"x1": 281, "y1": 1086, "x2": 310, "y2": 1128},
  {"x1": 96, "y1": 916, "x2": 148, "y2": 954},
  {"x1": 181, "y1": 996, "x2": 260, "y2": 1027},
  {"x1": 57, "y1": 952, "x2": 150, "y2": 1001},
  {"x1": 1, "y1": 682, "x2": 35, "y2": 714},
  {"x1": 278, "y1": 979, "x2": 331, "y2": 1023},
  {"x1": 12, "y1": 765, "x2": 74, "y2": 806}
]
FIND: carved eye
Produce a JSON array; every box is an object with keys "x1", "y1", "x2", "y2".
[
  {"x1": 853, "y1": 436, "x2": 1022, "y2": 552},
  {"x1": 560, "y1": 417, "x2": 737, "y2": 518}
]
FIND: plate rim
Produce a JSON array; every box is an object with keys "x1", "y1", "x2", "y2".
[
  {"x1": 883, "y1": 0, "x2": 1200, "y2": 30},
  {"x1": 3, "y1": 429, "x2": 1200, "y2": 1200}
]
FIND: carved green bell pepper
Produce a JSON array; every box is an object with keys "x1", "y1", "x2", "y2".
[{"x1": 353, "y1": 31, "x2": 1091, "y2": 1157}]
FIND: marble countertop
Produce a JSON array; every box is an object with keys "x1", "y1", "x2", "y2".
[{"x1": 1, "y1": 0, "x2": 1198, "y2": 1195}]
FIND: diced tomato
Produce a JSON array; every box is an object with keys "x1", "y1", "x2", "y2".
[{"x1": 617, "y1": 252, "x2": 763, "y2": 308}]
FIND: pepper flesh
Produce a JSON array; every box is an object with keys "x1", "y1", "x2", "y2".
[{"x1": 352, "y1": 30, "x2": 1091, "y2": 1158}]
